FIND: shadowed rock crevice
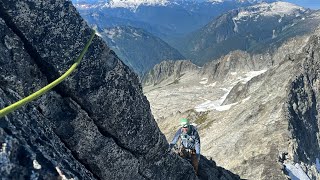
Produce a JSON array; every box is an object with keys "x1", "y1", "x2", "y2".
[{"x1": 37, "y1": 92, "x2": 143, "y2": 179}]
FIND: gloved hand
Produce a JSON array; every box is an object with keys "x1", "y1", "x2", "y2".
[{"x1": 196, "y1": 153, "x2": 200, "y2": 161}]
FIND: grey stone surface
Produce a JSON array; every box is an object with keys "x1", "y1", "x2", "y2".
[
  {"x1": 0, "y1": 0, "x2": 239, "y2": 179},
  {"x1": 0, "y1": 17, "x2": 95, "y2": 179},
  {"x1": 142, "y1": 60, "x2": 200, "y2": 86}
]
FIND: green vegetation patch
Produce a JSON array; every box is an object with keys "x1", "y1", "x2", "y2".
[{"x1": 194, "y1": 112, "x2": 208, "y2": 125}]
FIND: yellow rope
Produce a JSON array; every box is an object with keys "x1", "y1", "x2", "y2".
[{"x1": 0, "y1": 30, "x2": 96, "y2": 118}]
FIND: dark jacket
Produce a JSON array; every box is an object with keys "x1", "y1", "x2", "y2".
[{"x1": 170, "y1": 125, "x2": 200, "y2": 155}]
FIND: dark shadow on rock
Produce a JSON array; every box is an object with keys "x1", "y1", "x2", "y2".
[{"x1": 179, "y1": 154, "x2": 242, "y2": 180}]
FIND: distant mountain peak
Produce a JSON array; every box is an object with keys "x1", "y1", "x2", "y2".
[
  {"x1": 207, "y1": 0, "x2": 224, "y2": 4},
  {"x1": 106, "y1": 0, "x2": 169, "y2": 10},
  {"x1": 234, "y1": 1, "x2": 305, "y2": 20},
  {"x1": 103, "y1": 26, "x2": 144, "y2": 40},
  {"x1": 72, "y1": 0, "x2": 278, "y2": 10}
]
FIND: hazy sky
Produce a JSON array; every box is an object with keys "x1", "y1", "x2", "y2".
[{"x1": 283, "y1": 0, "x2": 320, "y2": 9}]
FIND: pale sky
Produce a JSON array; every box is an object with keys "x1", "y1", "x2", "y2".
[{"x1": 285, "y1": 0, "x2": 320, "y2": 9}]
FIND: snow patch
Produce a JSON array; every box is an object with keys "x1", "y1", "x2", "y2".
[
  {"x1": 104, "y1": 28, "x2": 123, "y2": 39},
  {"x1": 195, "y1": 100, "x2": 238, "y2": 112},
  {"x1": 284, "y1": 163, "x2": 311, "y2": 180},
  {"x1": 92, "y1": 13, "x2": 99, "y2": 17},
  {"x1": 205, "y1": 82, "x2": 216, "y2": 87},
  {"x1": 216, "y1": 102, "x2": 238, "y2": 111},
  {"x1": 233, "y1": 10, "x2": 251, "y2": 21},
  {"x1": 56, "y1": 166, "x2": 73, "y2": 180},
  {"x1": 195, "y1": 69, "x2": 267, "y2": 112},
  {"x1": 207, "y1": 0, "x2": 224, "y2": 3},
  {"x1": 237, "y1": 69, "x2": 267, "y2": 84},
  {"x1": 95, "y1": 31, "x2": 102, "y2": 37},
  {"x1": 195, "y1": 87, "x2": 235, "y2": 112},
  {"x1": 1, "y1": 143, "x2": 6, "y2": 152},
  {"x1": 133, "y1": 32, "x2": 141, "y2": 37},
  {"x1": 75, "y1": 4, "x2": 93, "y2": 9},
  {"x1": 199, "y1": 78, "x2": 208, "y2": 85},
  {"x1": 272, "y1": 29, "x2": 276, "y2": 39},
  {"x1": 233, "y1": 2, "x2": 304, "y2": 21},
  {"x1": 232, "y1": 18, "x2": 239, "y2": 32},
  {"x1": 106, "y1": 0, "x2": 169, "y2": 10},
  {"x1": 242, "y1": 96, "x2": 251, "y2": 103},
  {"x1": 91, "y1": 25, "x2": 102, "y2": 37},
  {"x1": 33, "y1": 160, "x2": 42, "y2": 169}
]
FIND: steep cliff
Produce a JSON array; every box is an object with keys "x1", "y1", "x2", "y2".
[
  {"x1": 0, "y1": 0, "x2": 239, "y2": 179},
  {"x1": 285, "y1": 35, "x2": 320, "y2": 180},
  {"x1": 142, "y1": 60, "x2": 200, "y2": 86}
]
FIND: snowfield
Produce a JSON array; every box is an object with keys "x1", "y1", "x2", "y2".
[
  {"x1": 233, "y1": 2, "x2": 305, "y2": 21},
  {"x1": 144, "y1": 69, "x2": 267, "y2": 119}
]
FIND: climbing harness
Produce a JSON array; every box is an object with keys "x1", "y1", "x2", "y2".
[
  {"x1": 0, "y1": 30, "x2": 96, "y2": 118},
  {"x1": 180, "y1": 133, "x2": 196, "y2": 149},
  {"x1": 180, "y1": 125, "x2": 197, "y2": 149}
]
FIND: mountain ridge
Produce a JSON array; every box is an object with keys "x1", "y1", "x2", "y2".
[
  {"x1": 95, "y1": 25, "x2": 185, "y2": 76},
  {"x1": 73, "y1": 0, "x2": 276, "y2": 10},
  {"x1": 74, "y1": 0, "x2": 267, "y2": 39},
  {"x1": 142, "y1": 30, "x2": 320, "y2": 179},
  {"x1": 176, "y1": 1, "x2": 317, "y2": 65}
]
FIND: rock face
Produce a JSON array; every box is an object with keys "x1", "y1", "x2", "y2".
[
  {"x1": 0, "y1": 0, "x2": 240, "y2": 179},
  {"x1": 285, "y1": 35, "x2": 320, "y2": 180},
  {"x1": 142, "y1": 60, "x2": 200, "y2": 86},
  {"x1": 0, "y1": 10, "x2": 95, "y2": 179}
]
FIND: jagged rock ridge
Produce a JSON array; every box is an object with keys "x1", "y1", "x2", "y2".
[
  {"x1": 177, "y1": 2, "x2": 320, "y2": 65},
  {"x1": 285, "y1": 35, "x2": 320, "y2": 179},
  {"x1": 0, "y1": 0, "x2": 240, "y2": 179},
  {"x1": 142, "y1": 60, "x2": 200, "y2": 86}
]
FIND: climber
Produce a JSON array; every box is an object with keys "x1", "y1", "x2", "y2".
[{"x1": 169, "y1": 118, "x2": 200, "y2": 175}]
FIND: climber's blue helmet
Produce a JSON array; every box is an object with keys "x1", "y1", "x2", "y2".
[{"x1": 180, "y1": 118, "x2": 190, "y2": 128}]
